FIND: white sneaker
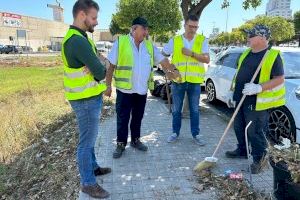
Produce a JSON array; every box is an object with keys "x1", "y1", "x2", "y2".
[
  {"x1": 167, "y1": 133, "x2": 178, "y2": 143},
  {"x1": 193, "y1": 135, "x2": 205, "y2": 146}
]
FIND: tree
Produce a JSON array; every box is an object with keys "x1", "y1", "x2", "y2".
[
  {"x1": 245, "y1": 15, "x2": 295, "y2": 44},
  {"x1": 294, "y1": 10, "x2": 300, "y2": 47},
  {"x1": 180, "y1": 0, "x2": 262, "y2": 20},
  {"x1": 111, "y1": 0, "x2": 182, "y2": 38},
  {"x1": 109, "y1": 15, "x2": 128, "y2": 36},
  {"x1": 210, "y1": 15, "x2": 295, "y2": 46}
]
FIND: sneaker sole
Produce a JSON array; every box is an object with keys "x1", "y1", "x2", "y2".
[{"x1": 130, "y1": 144, "x2": 148, "y2": 151}]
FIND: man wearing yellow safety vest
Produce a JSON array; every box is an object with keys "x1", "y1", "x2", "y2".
[
  {"x1": 62, "y1": 1, "x2": 111, "y2": 198},
  {"x1": 105, "y1": 17, "x2": 180, "y2": 159},
  {"x1": 163, "y1": 15, "x2": 210, "y2": 145},
  {"x1": 225, "y1": 25, "x2": 285, "y2": 174}
]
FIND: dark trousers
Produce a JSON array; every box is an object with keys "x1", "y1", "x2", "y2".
[
  {"x1": 116, "y1": 90, "x2": 147, "y2": 145},
  {"x1": 234, "y1": 103, "x2": 269, "y2": 163}
]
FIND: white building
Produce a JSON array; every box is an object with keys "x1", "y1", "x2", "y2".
[
  {"x1": 209, "y1": 27, "x2": 220, "y2": 39},
  {"x1": 266, "y1": 0, "x2": 292, "y2": 19}
]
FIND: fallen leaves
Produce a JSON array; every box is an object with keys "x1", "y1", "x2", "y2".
[
  {"x1": 194, "y1": 170, "x2": 272, "y2": 200},
  {"x1": 0, "y1": 101, "x2": 115, "y2": 199},
  {"x1": 269, "y1": 143, "x2": 300, "y2": 184}
]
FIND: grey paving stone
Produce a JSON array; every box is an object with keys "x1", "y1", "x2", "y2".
[{"x1": 78, "y1": 91, "x2": 274, "y2": 200}]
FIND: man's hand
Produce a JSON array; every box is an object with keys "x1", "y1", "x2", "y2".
[
  {"x1": 182, "y1": 47, "x2": 192, "y2": 57},
  {"x1": 98, "y1": 53, "x2": 110, "y2": 69},
  {"x1": 83, "y1": 66, "x2": 91, "y2": 74},
  {"x1": 165, "y1": 68, "x2": 181, "y2": 82},
  {"x1": 104, "y1": 86, "x2": 112, "y2": 97},
  {"x1": 242, "y1": 83, "x2": 262, "y2": 95}
]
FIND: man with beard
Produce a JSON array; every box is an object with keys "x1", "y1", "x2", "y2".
[{"x1": 62, "y1": 0, "x2": 110, "y2": 198}]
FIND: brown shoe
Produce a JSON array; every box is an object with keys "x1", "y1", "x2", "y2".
[
  {"x1": 81, "y1": 184, "x2": 110, "y2": 199},
  {"x1": 94, "y1": 167, "x2": 111, "y2": 176}
]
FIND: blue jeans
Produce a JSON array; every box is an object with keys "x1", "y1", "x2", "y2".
[
  {"x1": 69, "y1": 95, "x2": 103, "y2": 186},
  {"x1": 171, "y1": 82, "x2": 201, "y2": 137}
]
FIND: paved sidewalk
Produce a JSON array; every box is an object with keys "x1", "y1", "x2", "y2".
[{"x1": 79, "y1": 94, "x2": 273, "y2": 200}]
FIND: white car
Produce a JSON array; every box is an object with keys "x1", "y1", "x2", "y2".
[{"x1": 205, "y1": 47, "x2": 300, "y2": 144}]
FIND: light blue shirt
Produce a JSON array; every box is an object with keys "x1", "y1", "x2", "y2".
[
  {"x1": 108, "y1": 35, "x2": 164, "y2": 95},
  {"x1": 163, "y1": 35, "x2": 209, "y2": 56}
]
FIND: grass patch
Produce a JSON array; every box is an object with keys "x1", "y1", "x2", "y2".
[
  {"x1": 0, "y1": 59, "x2": 115, "y2": 199},
  {"x1": 0, "y1": 66, "x2": 69, "y2": 163},
  {"x1": 0, "y1": 66, "x2": 63, "y2": 102}
]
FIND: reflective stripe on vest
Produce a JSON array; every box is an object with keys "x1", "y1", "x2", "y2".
[
  {"x1": 115, "y1": 35, "x2": 154, "y2": 90},
  {"x1": 172, "y1": 34, "x2": 205, "y2": 83},
  {"x1": 62, "y1": 29, "x2": 106, "y2": 100},
  {"x1": 232, "y1": 48, "x2": 285, "y2": 111}
]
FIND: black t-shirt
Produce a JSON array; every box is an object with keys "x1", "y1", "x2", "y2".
[{"x1": 233, "y1": 48, "x2": 284, "y2": 107}]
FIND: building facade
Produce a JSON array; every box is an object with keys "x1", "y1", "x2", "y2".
[
  {"x1": 266, "y1": 0, "x2": 292, "y2": 19},
  {"x1": 0, "y1": 11, "x2": 117, "y2": 52}
]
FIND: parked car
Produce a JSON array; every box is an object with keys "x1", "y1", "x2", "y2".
[
  {"x1": 21, "y1": 46, "x2": 33, "y2": 53},
  {"x1": 2, "y1": 45, "x2": 22, "y2": 54},
  {"x1": 205, "y1": 47, "x2": 300, "y2": 144},
  {"x1": 0, "y1": 45, "x2": 5, "y2": 54},
  {"x1": 96, "y1": 41, "x2": 112, "y2": 53}
]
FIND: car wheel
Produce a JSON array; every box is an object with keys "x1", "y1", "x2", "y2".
[
  {"x1": 268, "y1": 106, "x2": 296, "y2": 144},
  {"x1": 206, "y1": 79, "x2": 217, "y2": 102}
]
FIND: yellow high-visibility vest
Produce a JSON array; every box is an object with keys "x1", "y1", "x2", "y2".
[
  {"x1": 62, "y1": 29, "x2": 106, "y2": 100},
  {"x1": 172, "y1": 34, "x2": 205, "y2": 83},
  {"x1": 232, "y1": 48, "x2": 285, "y2": 111},
  {"x1": 114, "y1": 35, "x2": 154, "y2": 90}
]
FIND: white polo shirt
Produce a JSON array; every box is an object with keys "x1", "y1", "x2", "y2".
[
  {"x1": 108, "y1": 34, "x2": 164, "y2": 95},
  {"x1": 163, "y1": 35, "x2": 209, "y2": 56}
]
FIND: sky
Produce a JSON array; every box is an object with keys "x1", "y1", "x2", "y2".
[{"x1": 0, "y1": 0, "x2": 299, "y2": 37}]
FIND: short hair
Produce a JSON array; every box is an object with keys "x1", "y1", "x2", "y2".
[
  {"x1": 185, "y1": 14, "x2": 199, "y2": 22},
  {"x1": 72, "y1": 0, "x2": 99, "y2": 18}
]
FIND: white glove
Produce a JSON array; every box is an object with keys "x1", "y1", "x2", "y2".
[
  {"x1": 225, "y1": 91, "x2": 236, "y2": 108},
  {"x1": 242, "y1": 83, "x2": 262, "y2": 95}
]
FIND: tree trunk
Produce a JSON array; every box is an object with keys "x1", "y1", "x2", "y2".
[{"x1": 181, "y1": 0, "x2": 212, "y2": 20}]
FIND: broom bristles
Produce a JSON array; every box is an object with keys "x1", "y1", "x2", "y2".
[{"x1": 194, "y1": 157, "x2": 218, "y2": 173}]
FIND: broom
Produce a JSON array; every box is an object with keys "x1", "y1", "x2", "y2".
[{"x1": 194, "y1": 50, "x2": 270, "y2": 173}]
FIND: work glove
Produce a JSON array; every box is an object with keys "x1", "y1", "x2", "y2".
[
  {"x1": 242, "y1": 83, "x2": 262, "y2": 95},
  {"x1": 225, "y1": 91, "x2": 236, "y2": 108}
]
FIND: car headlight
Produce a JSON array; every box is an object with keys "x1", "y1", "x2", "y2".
[{"x1": 295, "y1": 86, "x2": 300, "y2": 100}]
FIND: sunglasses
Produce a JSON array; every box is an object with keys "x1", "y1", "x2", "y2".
[
  {"x1": 186, "y1": 24, "x2": 199, "y2": 29},
  {"x1": 247, "y1": 34, "x2": 256, "y2": 38}
]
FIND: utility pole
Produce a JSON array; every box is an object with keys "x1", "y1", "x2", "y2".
[{"x1": 47, "y1": 0, "x2": 64, "y2": 22}]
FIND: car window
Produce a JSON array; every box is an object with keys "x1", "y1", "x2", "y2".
[
  {"x1": 209, "y1": 49, "x2": 216, "y2": 62},
  {"x1": 222, "y1": 53, "x2": 241, "y2": 69},
  {"x1": 281, "y1": 51, "x2": 300, "y2": 78},
  {"x1": 215, "y1": 54, "x2": 227, "y2": 65}
]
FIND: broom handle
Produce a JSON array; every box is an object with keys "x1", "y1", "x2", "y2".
[
  {"x1": 164, "y1": 75, "x2": 172, "y2": 113},
  {"x1": 212, "y1": 50, "x2": 269, "y2": 158}
]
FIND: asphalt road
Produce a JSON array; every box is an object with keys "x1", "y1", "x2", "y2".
[{"x1": 0, "y1": 52, "x2": 60, "y2": 58}]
